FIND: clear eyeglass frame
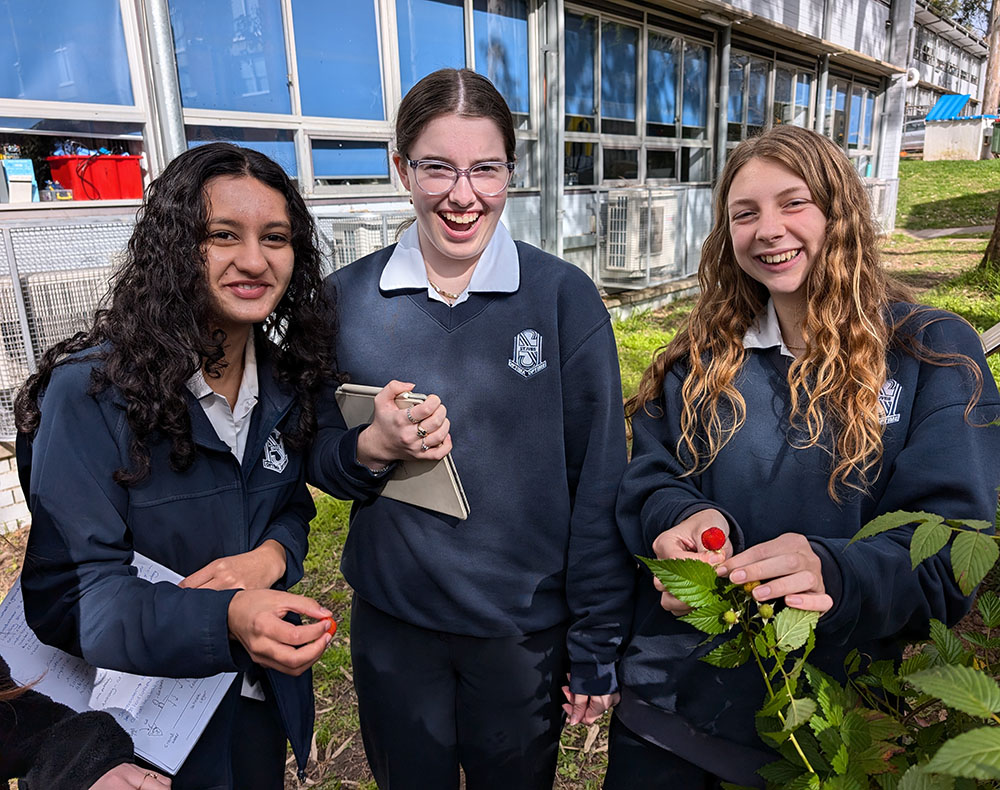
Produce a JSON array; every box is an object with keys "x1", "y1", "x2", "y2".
[{"x1": 407, "y1": 159, "x2": 515, "y2": 196}]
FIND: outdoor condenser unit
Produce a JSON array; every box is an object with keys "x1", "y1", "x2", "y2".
[{"x1": 600, "y1": 188, "x2": 679, "y2": 278}]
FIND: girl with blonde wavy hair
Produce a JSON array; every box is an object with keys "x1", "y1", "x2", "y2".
[{"x1": 606, "y1": 125, "x2": 1000, "y2": 788}]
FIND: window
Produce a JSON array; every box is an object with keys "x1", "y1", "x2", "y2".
[
  {"x1": 186, "y1": 126, "x2": 297, "y2": 176},
  {"x1": 824, "y1": 77, "x2": 878, "y2": 173},
  {"x1": 294, "y1": 0, "x2": 384, "y2": 120},
  {"x1": 474, "y1": 0, "x2": 530, "y2": 118},
  {"x1": 0, "y1": 0, "x2": 133, "y2": 105},
  {"x1": 396, "y1": 0, "x2": 465, "y2": 96},
  {"x1": 311, "y1": 140, "x2": 389, "y2": 185},
  {"x1": 728, "y1": 53, "x2": 768, "y2": 141},
  {"x1": 564, "y1": 9, "x2": 713, "y2": 185},
  {"x1": 773, "y1": 66, "x2": 812, "y2": 128},
  {"x1": 170, "y1": 0, "x2": 291, "y2": 114}
]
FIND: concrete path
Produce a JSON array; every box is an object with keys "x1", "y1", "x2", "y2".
[{"x1": 904, "y1": 225, "x2": 993, "y2": 239}]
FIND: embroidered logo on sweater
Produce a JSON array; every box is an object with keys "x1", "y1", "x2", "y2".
[
  {"x1": 878, "y1": 379, "x2": 902, "y2": 425},
  {"x1": 508, "y1": 329, "x2": 548, "y2": 378},
  {"x1": 263, "y1": 430, "x2": 288, "y2": 473}
]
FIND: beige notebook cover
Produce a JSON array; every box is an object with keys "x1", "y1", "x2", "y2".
[{"x1": 335, "y1": 383, "x2": 470, "y2": 520}]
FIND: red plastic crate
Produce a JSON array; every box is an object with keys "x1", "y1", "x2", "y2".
[{"x1": 46, "y1": 154, "x2": 143, "y2": 200}]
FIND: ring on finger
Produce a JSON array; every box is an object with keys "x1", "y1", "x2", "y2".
[
  {"x1": 420, "y1": 441, "x2": 429, "y2": 452},
  {"x1": 416, "y1": 425, "x2": 428, "y2": 438},
  {"x1": 406, "y1": 406, "x2": 419, "y2": 424},
  {"x1": 140, "y1": 773, "x2": 158, "y2": 790}
]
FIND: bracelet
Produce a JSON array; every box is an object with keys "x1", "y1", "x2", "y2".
[{"x1": 357, "y1": 457, "x2": 392, "y2": 476}]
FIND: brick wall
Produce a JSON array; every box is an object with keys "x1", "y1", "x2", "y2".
[{"x1": 0, "y1": 447, "x2": 29, "y2": 534}]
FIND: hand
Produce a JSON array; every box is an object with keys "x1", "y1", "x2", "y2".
[
  {"x1": 89, "y1": 764, "x2": 171, "y2": 789},
  {"x1": 560, "y1": 683, "x2": 619, "y2": 725},
  {"x1": 356, "y1": 380, "x2": 452, "y2": 467},
  {"x1": 716, "y1": 533, "x2": 833, "y2": 613},
  {"x1": 179, "y1": 540, "x2": 287, "y2": 591},
  {"x1": 651, "y1": 508, "x2": 731, "y2": 615},
  {"x1": 227, "y1": 589, "x2": 333, "y2": 676}
]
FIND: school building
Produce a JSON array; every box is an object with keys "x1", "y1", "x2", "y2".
[{"x1": 0, "y1": 0, "x2": 990, "y2": 487}]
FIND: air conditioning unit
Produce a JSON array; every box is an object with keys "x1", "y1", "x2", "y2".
[
  {"x1": 600, "y1": 188, "x2": 679, "y2": 278},
  {"x1": 24, "y1": 266, "x2": 112, "y2": 356}
]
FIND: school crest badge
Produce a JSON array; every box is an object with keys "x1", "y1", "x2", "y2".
[
  {"x1": 508, "y1": 329, "x2": 548, "y2": 378},
  {"x1": 878, "y1": 379, "x2": 902, "y2": 425},
  {"x1": 263, "y1": 429, "x2": 289, "y2": 473}
]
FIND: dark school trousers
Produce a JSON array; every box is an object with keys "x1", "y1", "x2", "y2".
[
  {"x1": 603, "y1": 715, "x2": 725, "y2": 790},
  {"x1": 350, "y1": 594, "x2": 568, "y2": 790}
]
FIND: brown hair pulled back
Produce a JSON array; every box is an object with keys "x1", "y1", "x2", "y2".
[{"x1": 395, "y1": 68, "x2": 516, "y2": 162}]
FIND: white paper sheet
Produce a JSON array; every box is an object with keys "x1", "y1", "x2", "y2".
[{"x1": 0, "y1": 554, "x2": 236, "y2": 774}]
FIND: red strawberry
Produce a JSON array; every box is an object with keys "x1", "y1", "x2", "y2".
[
  {"x1": 325, "y1": 618, "x2": 338, "y2": 636},
  {"x1": 701, "y1": 527, "x2": 726, "y2": 552}
]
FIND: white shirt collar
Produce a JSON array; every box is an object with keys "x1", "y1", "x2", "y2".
[
  {"x1": 379, "y1": 220, "x2": 519, "y2": 306},
  {"x1": 742, "y1": 299, "x2": 796, "y2": 359}
]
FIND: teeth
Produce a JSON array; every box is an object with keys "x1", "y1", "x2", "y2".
[
  {"x1": 760, "y1": 250, "x2": 799, "y2": 264},
  {"x1": 441, "y1": 212, "x2": 478, "y2": 225}
]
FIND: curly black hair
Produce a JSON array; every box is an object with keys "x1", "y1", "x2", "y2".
[{"x1": 14, "y1": 142, "x2": 337, "y2": 485}]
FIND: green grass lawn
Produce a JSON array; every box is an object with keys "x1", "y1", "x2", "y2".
[{"x1": 896, "y1": 159, "x2": 1000, "y2": 231}]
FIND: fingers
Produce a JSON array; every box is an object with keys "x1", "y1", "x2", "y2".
[
  {"x1": 90, "y1": 763, "x2": 171, "y2": 790},
  {"x1": 560, "y1": 687, "x2": 620, "y2": 725},
  {"x1": 659, "y1": 589, "x2": 692, "y2": 616},
  {"x1": 715, "y1": 533, "x2": 829, "y2": 610},
  {"x1": 227, "y1": 590, "x2": 334, "y2": 676}
]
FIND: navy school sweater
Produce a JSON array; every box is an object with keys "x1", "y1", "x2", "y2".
[
  {"x1": 308, "y1": 241, "x2": 636, "y2": 696},
  {"x1": 615, "y1": 305, "x2": 1000, "y2": 785}
]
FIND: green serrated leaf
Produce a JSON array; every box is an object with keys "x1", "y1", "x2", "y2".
[
  {"x1": 757, "y1": 757, "x2": 809, "y2": 785},
  {"x1": 679, "y1": 597, "x2": 731, "y2": 635},
  {"x1": 784, "y1": 773, "x2": 821, "y2": 790},
  {"x1": 783, "y1": 697, "x2": 816, "y2": 731},
  {"x1": 959, "y1": 631, "x2": 1000, "y2": 650},
  {"x1": 944, "y1": 518, "x2": 992, "y2": 532},
  {"x1": 899, "y1": 651, "x2": 935, "y2": 677},
  {"x1": 700, "y1": 633, "x2": 752, "y2": 668},
  {"x1": 979, "y1": 591, "x2": 1000, "y2": 629},
  {"x1": 774, "y1": 607, "x2": 820, "y2": 652},
  {"x1": 907, "y1": 665, "x2": 1000, "y2": 718},
  {"x1": 638, "y1": 556, "x2": 723, "y2": 607},
  {"x1": 851, "y1": 511, "x2": 941, "y2": 545},
  {"x1": 951, "y1": 530, "x2": 1000, "y2": 597},
  {"x1": 830, "y1": 741, "x2": 849, "y2": 775},
  {"x1": 759, "y1": 685, "x2": 792, "y2": 717},
  {"x1": 898, "y1": 764, "x2": 955, "y2": 790},
  {"x1": 840, "y1": 709, "x2": 871, "y2": 752},
  {"x1": 925, "y1": 726, "x2": 1000, "y2": 779},
  {"x1": 844, "y1": 648, "x2": 861, "y2": 675},
  {"x1": 930, "y1": 619, "x2": 969, "y2": 666},
  {"x1": 864, "y1": 711, "x2": 907, "y2": 742},
  {"x1": 910, "y1": 519, "x2": 952, "y2": 570}
]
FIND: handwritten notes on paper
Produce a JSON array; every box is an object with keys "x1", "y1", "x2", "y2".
[{"x1": 0, "y1": 554, "x2": 236, "y2": 774}]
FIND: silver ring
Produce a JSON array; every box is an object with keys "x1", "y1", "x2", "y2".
[
  {"x1": 406, "y1": 407, "x2": 419, "y2": 424},
  {"x1": 420, "y1": 441, "x2": 429, "y2": 452},
  {"x1": 416, "y1": 425, "x2": 428, "y2": 438}
]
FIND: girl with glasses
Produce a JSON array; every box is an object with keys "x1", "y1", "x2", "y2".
[
  {"x1": 608, "y1": 125, "x2": 1000, "y2": 788},
  {"x1": 308, "y1": 68, "x2": 635, "y2": 789}
]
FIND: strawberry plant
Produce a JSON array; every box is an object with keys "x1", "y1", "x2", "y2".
[{"x1": 641, "y1": 511, "x2": 1000, "y2": 789}]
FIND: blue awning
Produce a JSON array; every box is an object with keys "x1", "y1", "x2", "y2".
[{"x1": 925, "y1": 94, "x2": 971, "y2": 121}]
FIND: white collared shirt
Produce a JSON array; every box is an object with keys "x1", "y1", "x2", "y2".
[
  {"x1": 742, "y1": 299, "x2": 796, "y2": 359},
  {"x1": 379, "y1": 220, "x2": 520, "y2": 306},
  {"x1": 185, "y1": 333, "x2": 259, "y2": 464}
]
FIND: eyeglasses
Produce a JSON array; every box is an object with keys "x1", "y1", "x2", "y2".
[{"x1": 407, "y1": 159, "x2": 515, "y2": 196}]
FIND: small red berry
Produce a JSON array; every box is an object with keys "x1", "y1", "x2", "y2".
[
  {"x1": 701, "y1": 527, "x2": 726, "y2": 552},
  {"x1": 325, "y1": 618, "x2": 338, "y2": 636}
]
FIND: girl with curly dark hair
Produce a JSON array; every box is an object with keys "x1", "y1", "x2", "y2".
[{"x1": 14, "y1": 142, "x2": 337, "y2": 789}]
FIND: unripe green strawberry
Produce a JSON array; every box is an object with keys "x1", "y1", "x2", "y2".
[
  {"x1": 701, "y1": 527, "x2": 726, "y2": 552},
  {"x1": 723, "y1": 609, "x2": 739, "y2": 626},
  {"x1": 758, "y1": 603, "x2": 774, "y2": 620}
]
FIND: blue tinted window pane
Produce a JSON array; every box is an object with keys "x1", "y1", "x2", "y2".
[
  {"x1": 565, "y1": 14, "x2": 595, "y2": 117},
  {"x1": 312, "y1": 140, "x2": 388, "y2": 178},
  {"x1": 796, "y1": 74, "x2": 812, "y2": 107},
  {"x1": 647, "y1": 33, "x2": 677, "y2": 125},
  {"x1": 863, "y1": 93, "x2": 875, "y2": 146},
  {"x1": 849, "y1": 88, "x2": 862, "y2": 145},
  {"x1": 186, "y1": 126, "x2": 297, "y2": 176},
  {"x1": 0, "y1": 0, "x2": 132, "y2": 104},
  {"x1": 682, "y1": 42, "x2": 708, "y2": 128},
  {"x1": 397, "y1": 0, "x2": 465, "y2": 96},
  {"x1": 294, "y1": 0, "x2": 383, "y2": 119},
  {"x1": 474, "y1": 0, "x2": 528, "y2": 115},
  {"x1": 747, "y1": 58, "x2": 768, "y2": 126},
  {"x1": 601, "y1": 22, "x2": 637, "y2": 121},
  {"x1": 728, "y1": 54, "x2": 746, "y2": 123},
  {"x1": 170, "y1": 0, "x2": 290, "y2": 114}
]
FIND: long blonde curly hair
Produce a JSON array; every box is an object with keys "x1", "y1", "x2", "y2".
[{"x1": 626, "y1": 125, "x2": 980, "y2": 500}]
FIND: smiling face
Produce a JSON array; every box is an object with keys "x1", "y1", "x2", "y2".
[
  {"x1": 202, "y1": 174, "x2": 294, "y2": 339},
  {"x1": 393, "y1": 113, "x2": 509, "y2": 274},
  {"x1": 727, "y1": 156, "x2": 828, "y2": 316}
]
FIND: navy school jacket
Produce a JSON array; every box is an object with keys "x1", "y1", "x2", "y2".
[{"x1": 17, "y1": 345, "x2": 315, "y2": 789}]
